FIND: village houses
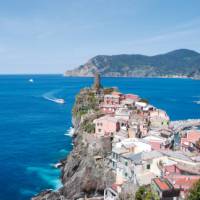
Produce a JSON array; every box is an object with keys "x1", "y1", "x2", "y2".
[{"x1": 91, "y1": 76, "x2": 200, "y2": 200}]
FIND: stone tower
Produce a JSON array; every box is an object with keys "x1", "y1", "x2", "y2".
[{"x1": 93, "y1": 72, "x2": 102, "y2": 91}]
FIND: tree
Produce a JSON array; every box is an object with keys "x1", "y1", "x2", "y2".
[
  {"x1": 135, "y1": 186, "x2": 159, "y2": 200},
  {"x1": 196, "y1": 139, "x2": 200, "y2": 151},
  {"x1": 187, "y1": 179, "x2": 200, "y2": 200},
  {"x1": 135, "y1": 186, "x2": 145, "y2": 200}
]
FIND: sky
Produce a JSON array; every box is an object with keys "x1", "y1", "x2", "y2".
[{"x1": 0, "y1": 0, "x2": 200, "y2": 74}]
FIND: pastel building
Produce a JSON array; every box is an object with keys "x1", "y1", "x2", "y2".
[
  {"x1": 162, "y1": 150, "x2": 200, "y2": 167},
  {"x1": 116, "y1": 151, "x2": 169, "y2": 186},
  {"x1": 100, "y1": 103, "x2": 121, "y2": 114},
  {"x1": 100, "y1": 92, "x2": 124, "y2": 114},
  {"x1": 115, "y1": 108, "x2": 132, "y2": 121},
  {"x1": 150, "y1": 109, "x2": 170, "y2": 128},
  {"x1": 151, "y1": 178, "x2": 180, "y2": 200},
  {"x1": 93, "y1": 116, "x2": 120, "y2": 137},
  {"x1": 135, "y1": 101, "x2": 148, "y2": 110},
  {"x1": 110, "y1": 138, "x2": 151, "y2": 171},
  {"x1": 104, "y1": 92, "x2": 124, "y2": 105},
  {"x1": 180, "y1": 130, "x2": 200, "y2": 151},
  {"x1": 143, "y1": 135, "x2": 172, "y2": 150},
  {"x1": 167, "y1": 175, "x2": 200, "y2": 199},
  {"x1": 124, "y1": 94, "x2": 139, "y2": 101}
]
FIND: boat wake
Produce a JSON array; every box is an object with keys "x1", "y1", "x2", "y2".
[
  {"x1": 64, "y1": 127, "x2": 75, "y2": 137},
  {"x1": 194, "y1": 100, "x2": 200, "y2": 105},
  {"x1": 43, "y1": 89, "x2": 65, "y2": 104},
  {"x1": 43, "y1": 96, "x2": 65, "y2": 104}
]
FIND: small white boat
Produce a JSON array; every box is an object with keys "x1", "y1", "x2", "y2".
[
  {"x1": 29, "y1": 79, "x2": 34, "y2": 83},
  {"x1": 54, "y1": 99, "x2": 65, "y2": 104}
]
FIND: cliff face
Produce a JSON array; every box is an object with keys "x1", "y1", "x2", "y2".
[
  {"x1": 32, "y1": 88, "x2": 114, "y2": 200},
  {"x1": 64, "y1": 49, "x2": 200, "y2": 79}
]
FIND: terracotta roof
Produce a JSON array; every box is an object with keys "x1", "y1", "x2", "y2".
[
  {"x1": 168, "y1": 176, "x2": 200, "y2": 190},
  {"x1": 154, "y1": 178, "x2": 171, "y2": 191}
]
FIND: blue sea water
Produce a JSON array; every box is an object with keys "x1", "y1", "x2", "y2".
[{"x1": 0, "y1": 75, "x2": 200, "y2": 200}]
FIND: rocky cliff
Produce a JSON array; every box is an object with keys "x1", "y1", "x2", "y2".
[
  {"x1": 32, "y1": 88, "x2": 114, "y2": 200},
  {"x1": 64, "y1": 49, "x2": 200, "y2": 79}
]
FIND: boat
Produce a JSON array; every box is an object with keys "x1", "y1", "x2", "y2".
[
  {"x1": 29, "y1": 78, "x2": 34, "y2": 83},
  {"x1": 54, "y1": 98, "x2": 65, "y2": 104}
]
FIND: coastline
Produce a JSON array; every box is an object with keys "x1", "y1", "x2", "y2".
[
  {"x1": 32, "y1": 78, "x2": 200, "y2": 200},
  {"x1": 32, "y1": 86, "x2": 115, "y2": 200},
  {"x1": 63, "y1": 74, "x2": 200, "y2": 80}
]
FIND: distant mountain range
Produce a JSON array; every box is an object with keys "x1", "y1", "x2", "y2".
[{"x1": 64, "y1": 49, "x2": 200, "y2": 79}]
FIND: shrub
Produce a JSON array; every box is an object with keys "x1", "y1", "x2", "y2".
[
  {"x1": 83, "y1": 123, "x2": 95, "y2": 133},
  {"x1": 187, "y1": 179, "x2": 200, "y2": 200}
]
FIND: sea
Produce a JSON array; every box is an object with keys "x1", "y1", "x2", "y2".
[{"x1": 0, "y1": 75, "x2": 200, "y2": 200}]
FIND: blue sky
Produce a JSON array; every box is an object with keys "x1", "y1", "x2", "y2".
[{"x1": 0, "y1": 0, "x2": 200, "y2": 74}]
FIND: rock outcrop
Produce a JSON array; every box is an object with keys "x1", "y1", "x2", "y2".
[{"x1": 32, "y1": 88, "x2": 114, "y2": 200}]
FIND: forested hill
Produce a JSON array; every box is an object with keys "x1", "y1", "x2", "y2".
[{"x1": 65, "y1": 49, "x2": 200, "y2": 79}]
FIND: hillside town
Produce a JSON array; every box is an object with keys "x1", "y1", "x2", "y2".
[{"x1": 89, "y1": 74, "x2": 200, "y2": 200}]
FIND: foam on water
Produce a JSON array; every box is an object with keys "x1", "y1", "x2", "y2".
[
  {"x1": 26, "y1": 166, "x2": 62, "y2": 190},
  {"x1": 64, "y1": 127, "x2": 74, "y2": 137}
]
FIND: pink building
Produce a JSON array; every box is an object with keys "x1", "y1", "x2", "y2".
[
  {"x1": 104, "y1": 92, "x2": 124, "y2": 105},
  {"x1": 181, "y1": 130, "x2": 200, "y2": 151},
  {"x1": 150, "y1": 109, "x2": 170, "y2": 120},
  {"x1": 101, "y1": 92, "x2": 125, "y2": 114},
  {"x1": 124, "y1": 94, "x2": 139, "y2": 101},
  {"x1": 167, "y1": 175, "x2": 200, "y2": 199},
  {"x1": 143, "y1": 135, "x2": 171, "y2": 150},
  {"x1": 149, "y1": 141, "x2": 163, "y2": 150},
  {"x1": 149, "y1": 109, "x2": 170, "y2": 128},
  {"x1": 93, "y1": 116, "x2": 120, "y2": 137},
  {"x1": 104, "y1": 94, "x2": 120, "y2": 105},
  {"x1": 163, "y1": 164, "x2": 181, "y2": 176},
  {"x1": 100, "y1": 103, "x2": 119, "y2": 114}
]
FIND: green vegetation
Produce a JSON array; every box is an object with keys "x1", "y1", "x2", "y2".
[
  {"x1": 66, "y1": 49, "x2": 200, "y2": 78},
  {"x1": 135, "y1": 186, "x2": 159, "y2": 200},
  {"x1": 187, "y1": 179, "x2": 200, "y2": 200},
  {"x1": 83, "y1": 122, "x2": 95, "y2": 133},
  {"x1": 72, "y1": 89, "x2": 99, "y2": 118},
  {"x1": 196, "y1": 139, "x2": 200, "y2": 150}
]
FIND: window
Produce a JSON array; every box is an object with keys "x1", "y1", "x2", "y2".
[
  {"x1": 112, "y1": 161, "x2": 115, "y2": 168},
  {"x1": 125, "y1": 172, "x2": 128, "y2": 177},
  {"x1": 125, "y1": 161, "x2": 128, "y2": 166},
  {"x1": 147, "y1": 164, "x2": 151, "y2": 169},
  {"x1": 98, "y1": 129, "x2": 101, "y2": 132}
]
